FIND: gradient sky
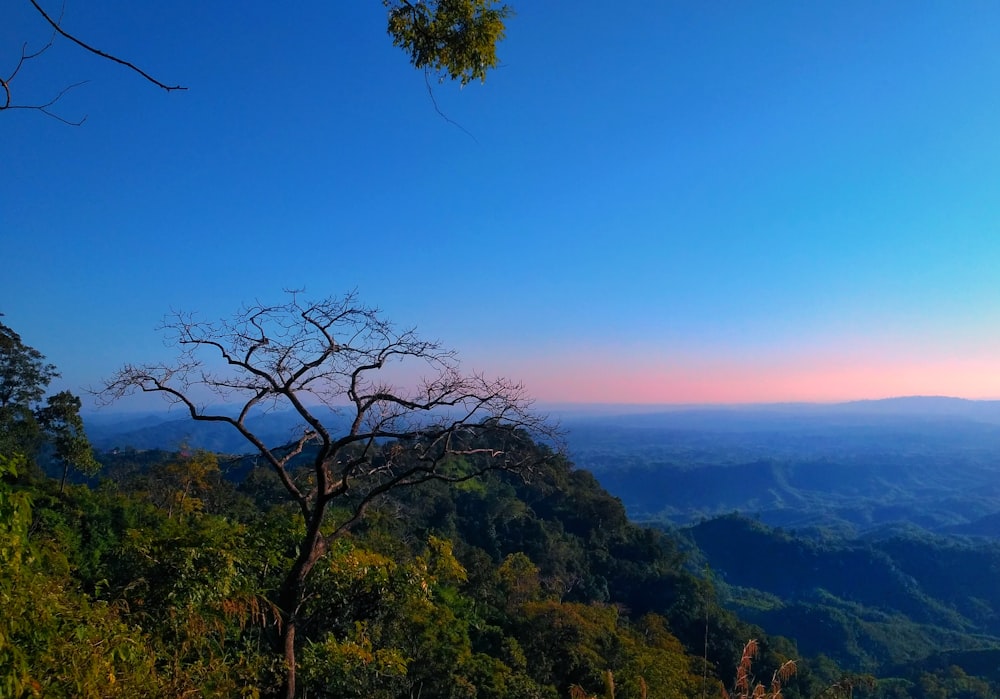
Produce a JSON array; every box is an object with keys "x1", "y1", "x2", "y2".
[{"x1": 5, "y1": 1, "x2": 1000, "y2": 406}]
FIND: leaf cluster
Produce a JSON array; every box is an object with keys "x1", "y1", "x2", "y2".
[{"x1": 385, "y1": 0, "x2": 511, "y2": 84}]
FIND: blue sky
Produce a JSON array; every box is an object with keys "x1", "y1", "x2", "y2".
[{"x1": 5, "y1": 1, "x2": 1000, "y2": 405}]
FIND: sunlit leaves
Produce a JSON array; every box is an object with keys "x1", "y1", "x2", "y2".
[
  {"x1": 0, "y1": 455, "x2": 165, "y2": 697},
  {"x1": 0, "y1": 319, "x2": 57, "y2": 411},
  {"x1": 385, "y1": 0, "x2": 511, "y2": 85},
  {"x1": 36, "y1": 391, "x2": 101, "y2": 489}
]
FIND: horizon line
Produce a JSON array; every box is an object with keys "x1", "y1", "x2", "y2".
[{"x1": 85, "y1": 394, "x2": 1000, "y2": 415}]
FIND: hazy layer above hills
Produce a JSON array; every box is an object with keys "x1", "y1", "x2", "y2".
[
  {"x1": 86, "y1": 396, "x2": 1000, "y2": 536},
  {"x1": 561, "y1": 397, "x2": 1000, "y2": 536},
  {"x1": 85, "y1": 407, "x2": 351, "y2": 454}
]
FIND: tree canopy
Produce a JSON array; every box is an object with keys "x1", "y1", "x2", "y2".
[
  {"x1": 0, "y1": 318, "x2": 96, "y2": 480},
  {"x1": 385, "y1": 0, "x2": 512, "y2": 85},
  {"x1": 0, "y1": 317, "x2": 57, "y2": 411}
]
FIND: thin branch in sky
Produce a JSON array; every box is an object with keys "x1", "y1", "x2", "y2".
[
  {"x1": 5, "y1": 80, "x2": 89, "y2": 125},
  {"x1": 27, "y1": 0, "x2": 187, "y2": 92},
  {"x1": 424, "y1": 68, "x2": 479, "y2": 144},
  {"x1": 2, "y1": 7, "x2": 87, "y2": 124}
]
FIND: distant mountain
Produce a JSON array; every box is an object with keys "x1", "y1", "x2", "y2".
[
  {"x1": 560, "y1": 397, "x2": 1000, "y2": 535},
  {"x1": 556, "y1": 395, "x2": 1000, "y2": 427},
  {"x1": 85, "y1": 407, "x2": 351, "y2": 454},
  {"x1": 943, "y1": 511, "x2": 1000, "y2": 538},
  {"x1": 835, "y1": 396, "x2": 1000, "y2": 423}
]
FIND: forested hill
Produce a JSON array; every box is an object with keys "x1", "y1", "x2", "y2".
[
  {"x1": 7, "y1": 437, "x2": 837, "y2": 698},
  {"x1": 10, "y1": 430, "x2": 1000, "y2": 695},
  {"x1": 682, "y1": 514, "x2": 1000, "y2": 683}
]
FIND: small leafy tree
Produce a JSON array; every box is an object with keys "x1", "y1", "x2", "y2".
[
  {"x1": 0, "y1": 318, "x2": 57, "y2": 410},
  {"x1": 0, "y1": 317, "x2": 57, "y2": 458},
  {"x1": 100, "y1": 290, "x2": 553, "y2": 698},
  {"x1": 138, "y1": 450, "x2": 221, "y2": 519},
  {"x1": 36, "y1": 390, "x2": 101, "y2": 492},
  {"x1": 0, "y1": 318, "x2": 99, "y2": 485}
]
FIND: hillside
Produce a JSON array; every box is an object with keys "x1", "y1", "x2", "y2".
[
  {"x1": 682, "y1": 514, "x2": 1000, "y2": 679},
  {"x1": 8, "y1": 435, "x2": 846, "y2": 698},
  {"x1": 61, "y1": 398, "x2": 1000, "y2": 697},
  {"x1": 563, "y1": 399, "x2": 1000, "y2": 535}
]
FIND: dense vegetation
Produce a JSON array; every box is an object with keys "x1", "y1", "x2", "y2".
[
  {"x1": 6, "y1": 325, "x2": 1000, "y2": 697},
  {"x1": 679, "y1": 515, "x2": 1000, "y2": 685},
  {"x1": 3, "y1": 444, "x2": 808, "y2": 698},
  {"x1": 9, "y1": 437, "x2": 1000, "y2": 697}
]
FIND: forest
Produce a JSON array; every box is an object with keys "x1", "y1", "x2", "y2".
[{"x1": 6, "y1": 317, "x2": 1000, "y2": 698}]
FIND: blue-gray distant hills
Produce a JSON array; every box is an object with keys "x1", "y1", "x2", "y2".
[
  {"x1": 85, "y1": 407, "x2": 352, "y2": 454},
  {"x1": 87, "y1": 396, "x2": 1000, "y2": 536},
  {"x1": 558, "y1": 396, "x2": 1000, "y2": 536}
]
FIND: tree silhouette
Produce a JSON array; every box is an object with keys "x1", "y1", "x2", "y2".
[{"x1": 100, "y1": 290, "x2": 553, "y2": 697}]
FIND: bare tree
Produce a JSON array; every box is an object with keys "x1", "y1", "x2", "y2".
[{"x1": 99, "y1": 290, "x2": 554, "y2": 698}]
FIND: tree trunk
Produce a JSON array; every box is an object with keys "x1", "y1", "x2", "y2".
[
  {"x1": 283, "y1": 620, "x2": 297, "y2": 699},
  {"x1": 278, "y1": 508, "x2": 329, "y2": 698}
]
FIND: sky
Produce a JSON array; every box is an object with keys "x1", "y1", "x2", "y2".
[{"x1": 5, "y1": 1, "x2": 1000, "y2": 406}]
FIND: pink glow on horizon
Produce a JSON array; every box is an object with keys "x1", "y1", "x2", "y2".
[{"x1": 497, "y1": 352, "x2": 1000, "y2": 404}]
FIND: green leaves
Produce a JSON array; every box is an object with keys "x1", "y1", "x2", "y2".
[
  {"x1": 0, "y1": 454, "x2": 31, "y2": 575},
  {"x1": 0, "y1": 319, "x2": 57, "y2": 412},
  {"x1": 385, "y1": 0, "x2": 511, "y2": 85},
  {"x1": 0, "y1": 319, "x2": 100, "y2": 490},
  {"x1": 0, "y1": 454, "x2": 166, "y2": 697},
  {"x1": 301, "y1": 630, "x2": 409, "y2": 699},
  {"x1": 36, "y1": 391, "x2": 101, "y2": 489}
]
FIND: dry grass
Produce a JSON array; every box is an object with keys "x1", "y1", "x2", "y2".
[{"x1": 722, "y1": 639, "x2": 796, "y2": 699}]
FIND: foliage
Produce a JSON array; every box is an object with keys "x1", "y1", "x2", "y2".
[
  {"x1": 36, "y1": 391, "x2": 101, "y2": 490},
  {"x1": 0, "y1": 319, "x2": 57, "y2": 411},
  {"x1": 517, "y1": 601, "x2": 701, "y2": 698},
  {"x1": 0, "y1": 454, "x2": 166, "y2": 697},
  {"x1": 3, "y1": 431, "x2": 752, "y2": 697},
  {"x1": 0, "y1": 319, "x2": 99, "y2": 487},
  {"x1": 385, "y1": 0, "x2": 511, "y2": 84},
  {"x1": 0, "y1": 318, "x2": 57, "y2": 459},
  {"x1": 19, "y1": 398, "x2": 1000, "y2": 697}
]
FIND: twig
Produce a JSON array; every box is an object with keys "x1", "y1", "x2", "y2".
[
  {"x1": 5, "y1": 80, "x2": 88, "y2": 125},
  {"x1": 424, "y1": 68, "x2": 478, "y2": 143},
  {"x1": 27, "y1": 0, "x2": 186, "y2": 92}
]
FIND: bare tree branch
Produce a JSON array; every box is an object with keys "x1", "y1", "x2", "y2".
[
  {"x1": 2, "y1": 5, "x2": 88, "y2": 123},
  {"x1": 27, "y1": 0, "x2": 186, "y2": 92},
  {"x1": 3, "y1": 79, "x2": 89, "y2": 125},
  {"x1": 3, "y1": 0, "x2": 184, "y2": 124}
]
